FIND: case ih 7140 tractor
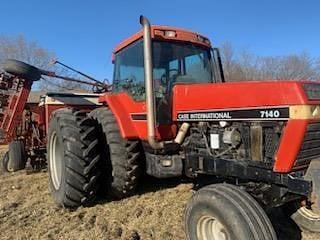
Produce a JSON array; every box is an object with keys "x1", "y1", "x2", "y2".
[{"x1": 6, "y1": 16, "x2": 320, "y2": 239}]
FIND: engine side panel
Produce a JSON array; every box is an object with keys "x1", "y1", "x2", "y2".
[{"x1": 173, "y1": 81, "x2": 320, "y2": 173}]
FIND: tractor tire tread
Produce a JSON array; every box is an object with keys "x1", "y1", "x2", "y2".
[
  {"x1": 48, "y1": 108, "x2": 100, "y2": 208},
  {"x1": 89, "y1": 107, "x2": 142, "y2": 199}
]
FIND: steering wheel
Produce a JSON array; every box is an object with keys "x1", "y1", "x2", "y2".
[
  {"x1": 166, "y1": 69, "x2": 180, "y2": 93},
  {"x1": 168, "y1": 68, "x2": 179, "y2": 76},
  {"x1": 118, "y1": 75, "x2": 136, "y2": 90},
  {"x1": 161, "y1": 69, "x2": 179, "y2": 83},
  {"x1": 125, "y1": 75, "x2": 136, "y2": 83}
]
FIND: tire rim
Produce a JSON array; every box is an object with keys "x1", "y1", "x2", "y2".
[
  {"x1": 49, "y1": 131, "x2": 63, "y2": 190},
  {"x1": 298, "y1": 206, "x2": 320, "y2": 220},
  {"x1": 197, "y1": 215, "x2": 229, "y2": 240}
]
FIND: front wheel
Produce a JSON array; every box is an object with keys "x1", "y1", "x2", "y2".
[{"x1": 185, "y1": 183, "x2": 277, "y2": 240}]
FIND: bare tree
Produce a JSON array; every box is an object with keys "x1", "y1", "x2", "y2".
[
  {"x1": 220, "y1": 42, "x2": 320, "y2": 81},
  {"x1": 0, "y1": 35, "x2": 54, "y2": 70},
  {"x1": 220, "y1": 42, "x2": 236, "y2": 80},
  {"x1": 315, "y1": 59, "x2": 320, "y2": 79},
  {"x1": 0, "y1": 35, "x2": 90, "y2": 91},
  {"x1": 275, "y1": 53, "x2": 317, "y2": 80}
]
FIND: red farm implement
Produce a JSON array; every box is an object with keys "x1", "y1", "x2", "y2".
[{"x1": 0, "y1": 60, "x2": 104, "y2": 172}]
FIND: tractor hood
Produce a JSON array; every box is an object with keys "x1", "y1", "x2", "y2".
[{"x1": 172, "y1": 80, "x2": 320, "y2": 121}]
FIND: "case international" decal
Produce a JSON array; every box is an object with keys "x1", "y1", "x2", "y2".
[{"x1": 177, "y1": 107, "x2": 289, "y2": 121}]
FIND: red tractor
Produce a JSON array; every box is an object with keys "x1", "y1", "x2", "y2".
[{"x1": 12, "y1": 16, "x2": 320, "y2": 239}]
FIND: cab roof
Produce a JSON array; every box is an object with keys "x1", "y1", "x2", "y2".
[{"x1": 113, "y1": 25, "x2": 212, "y2": 54}]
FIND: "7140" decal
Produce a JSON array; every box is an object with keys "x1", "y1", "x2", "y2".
[{"x1": 260, "y1": 110, "x2": 281, "y2": 118}]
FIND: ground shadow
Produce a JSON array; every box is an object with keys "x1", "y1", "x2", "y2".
[
  {"x1": 136, "y1": 175, "x2": 189, "y2": 195},
  {"x1": 267, "y1": 207, "x2": 302, "y2": 240},
  {"x1": 93, "y1": 174, "x2": 188, "y2": 205}
]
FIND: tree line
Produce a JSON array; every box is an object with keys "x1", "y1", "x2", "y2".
[
  {"x1": 0, "y1": 35, "x2": 89, "y2": 91},
  {"x1": 220, "y1": 42, "x2": 320, "y2": 81},
  {"x1": 0, "y1": 35, "x2": 319, "y2": 92}
]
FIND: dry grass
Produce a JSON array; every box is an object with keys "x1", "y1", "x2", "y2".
[
  {"x1": 0, "y1": 170, "x2": 192, "y2": 240},
  {"x1": 0, "y1": 149, "x2": 319, "y2": 239}
]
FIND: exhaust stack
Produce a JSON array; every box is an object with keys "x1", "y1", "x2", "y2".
[{"x1": 140, "y1": 15, "x2": 164, "y2": 149}]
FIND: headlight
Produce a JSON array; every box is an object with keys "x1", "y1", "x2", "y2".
[{"x1": 303, "y1": 83, "x2": 320, "y2": 100}]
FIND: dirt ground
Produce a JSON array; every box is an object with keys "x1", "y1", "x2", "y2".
[{"x1": 0, "y1": 148, "x2": 320, "y2": 239}]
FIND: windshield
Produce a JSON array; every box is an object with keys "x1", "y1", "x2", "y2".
[{"x1": 113, "y1": 40, "x2": 213, "y2": 101}]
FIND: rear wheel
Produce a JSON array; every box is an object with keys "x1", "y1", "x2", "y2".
[
  {"x1": 89, "y1": 108, "x2": 142, "y2": 199},
  {"x1": 48, "y1": 108, "x2": 101, "y2": 208},
  {"x1": 185, "y1": 183, "x2": 277, "y2": 240}
]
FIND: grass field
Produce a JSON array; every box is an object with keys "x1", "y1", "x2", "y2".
[{"x1": 0, "y1": 146, "x2": 319, "y2": 239}]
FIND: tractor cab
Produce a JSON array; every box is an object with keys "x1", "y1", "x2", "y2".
[
  {"x1": 108, "y1": 20, "x2": 224, "y2": 134},
  {"x1": 112, "y1": 29, "x2": 224, "y2": 100}
]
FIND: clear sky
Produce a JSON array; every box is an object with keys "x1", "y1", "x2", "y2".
[{"x1": 1, "y1": 0, "x2": 320, "y2": 81}]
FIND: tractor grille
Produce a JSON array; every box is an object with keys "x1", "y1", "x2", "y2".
[{"x1": 295, "y1": 123, "x2": 320, "y2": 167}]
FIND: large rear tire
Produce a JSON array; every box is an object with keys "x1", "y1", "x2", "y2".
[
  {"x1": 89, "y1": 108, "x2": 142, "y2": 199},
  {"x1": 47, "y1": 109, "x2": 101, "y2": 208},
  {"x1": 185, "y1": 183, "x2": 277, "y2": 240}
]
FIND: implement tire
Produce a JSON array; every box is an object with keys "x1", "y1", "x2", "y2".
[
  {"x1": 283, "y1": 159, "x2": 320, "y2": 232},
  {"x1": 1, "y1": 152, "x2": 9, "y2": 173},
  {"x1": 89, "y1": 108, "x2": 142, "y2": 199},
  {"x1": 286, "y1": 203, "x2": 320, "y2": 232},
  {"x1": 185, "y1": 183, "x2": 277, "y2": 240},
  {"x1": 3, "y1": 59, "x2": 41, "y2": 81},
  {"x1": 47, "y1": 108, "x2": 101, "y2": 208},
  {"x1": 5, "y1": 141, "x2": 26, "y2": 172}
]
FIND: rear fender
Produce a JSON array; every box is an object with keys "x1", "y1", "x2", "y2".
[
  {"x1": 99, "y1": 93, "x2": 176, "y2": 141},
  {"x1": 98, "y1": 93, "x2": 147, "y2": 139}
]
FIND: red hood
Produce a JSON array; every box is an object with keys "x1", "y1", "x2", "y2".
[{"x1": 172, "y1": 80, "x2": 319, "y2": 116}]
